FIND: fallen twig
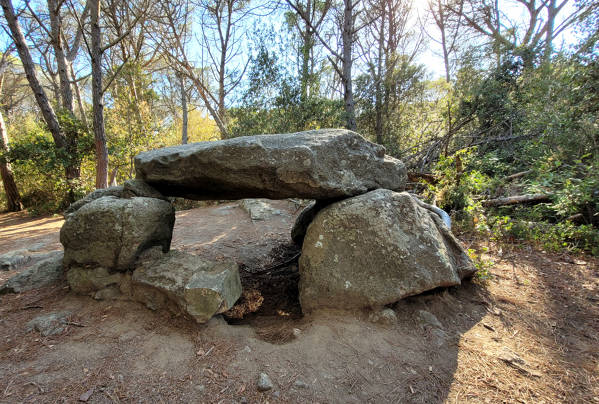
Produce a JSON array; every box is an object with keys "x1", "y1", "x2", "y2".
[{"x1": 20, "y1": 305, "x2": 43, "y2": 310}]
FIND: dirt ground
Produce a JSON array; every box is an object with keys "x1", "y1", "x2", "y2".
[{"x1": 0, "y1": 202, "x2": 598, "y2": 403}]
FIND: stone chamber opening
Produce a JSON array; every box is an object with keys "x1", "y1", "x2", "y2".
[{"x1": 171, "y1": 198, "x2": 306, "y2": 343}]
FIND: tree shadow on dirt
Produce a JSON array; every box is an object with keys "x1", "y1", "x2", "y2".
[
  {"x1": 507, "y1": 251, "x2": 599, "y2": 401},
  {"x1": 224, "y1": 245, "x2": 492, "y2": 403}
]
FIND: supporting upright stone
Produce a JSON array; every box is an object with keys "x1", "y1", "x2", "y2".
[
  {"x1": 60, "y1": 196, "x2": 175, "y2": 272},
  {"x1": 299, "y1": 190, "x2": 476, "y2": 312}
]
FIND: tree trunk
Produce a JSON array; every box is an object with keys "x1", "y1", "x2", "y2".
[
  {"x1": 179, "y1": 73, "x2": 188, "y2": 144},
  {"x1": 374, "y1": 3, "x2": 385, "y2": 145},
  {"x1": 482, "y1": 193, "x2": 552, "y2": 207},
  {"x1": 90, "y1": 0, "x2": 108, "y2": 189},
  {"x1": 47, "y1": 0, "x2": 74, "y2": 113},
  {"x1": 0, "y1": 109, "x2": 22, "y2": 211},
  {"x1": 1, "y1": 0, "x2": 82, "y2": 203},
  {"x1": 299, "y1": 0, "x2": 313, "y2": 103},
  {"x1": 438, "y1": 0, "x2": 451, "y2": 83},
  {"x1": 341, "y1": 0, "x2": 356, "y2": 131},
  {"x1": 1, "y1": 0, "x2": 66, "y2": 150},
  {"x1": 108, "y1": 167, "x2": 118, "y2": 186},
  {"x1": 544, "y1": 0, "x2": 556, "y2": 61},
  {"x1": 69, "y1": 62, "x2": 89, "y2": 128}
]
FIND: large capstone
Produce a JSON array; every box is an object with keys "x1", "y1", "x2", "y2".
[
  {"x1": 299, "y1": 189, "x2": 476, "y2": 312},
  {"x1": 132, "y1": 249, "x2": 242, "y2": 323},
  {"x1": 60, "y1": 196, "x2": 175, "y2": 271},
  {"x1": 134, "y1": 129, "x2": 407, "y2": 200}
]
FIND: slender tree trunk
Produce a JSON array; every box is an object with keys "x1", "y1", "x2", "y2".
[
  {"x1": 300, "y1": 29, "x2": 312, "y2": 102},
  {"x1": 0, "y1": 109, "x2": 22, "y2": 212},
  {"x1": 90, "y1": 0, "x2": 108, "y2": 189},
  {"x1": 1, "y1": 0, "x2": 66, "y2": 149},
  {"x1": 108, "y1": 167, "x2": 118, "y2": 186},
  {"x1": 47, "y1": 0, "x2": 74, "y2": 113},
  {"x1": 544, "y1": 0, "x2": 556, "y2": 61},
  {"x1": 69, "y1": 62, "x2": 89, "y2": 128},
  {"x1": 217, "y1": 49, "x2": 227, "y2": 136},
  {"x1": 436, "y1": 0, "x2": 453, "y2": 155},
  {"x1": 299, "y1": 0, "x2": 312, "y2": 103},
  {"x1": 494, "y1": 0, "x2": 501, "y2": 68},
  {"x1": 179, "y1": 73, "x2": 188, "y2": 144},
  {"x1": 341, "y1": 0, "x2": 356, "y2": 131},
  {"x1": 437, "y1": 0, "x2": 451, "y2": 83},
  {"x1": 374, "y1": 3, "x2": 385, "y2": 145},
  {"x1": 2, "y1": 0, "x2": 82, "y2": 203}
]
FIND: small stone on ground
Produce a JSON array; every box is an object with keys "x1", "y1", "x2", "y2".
[
  {"x1": 26, "y1": 311, "x2": 71, "y2": 336},
  {"x1": 257, "y1": 372, "x2": 274, "y2": 391}
]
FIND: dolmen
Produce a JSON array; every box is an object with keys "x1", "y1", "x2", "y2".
[{"x1": 56, "y1": 129, "x2": 475, "y2": 323}]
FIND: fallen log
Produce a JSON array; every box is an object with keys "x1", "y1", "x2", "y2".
[
  {"x1": 503, "y1": 170, "x2": 532, "y2": 182},
  {"x1": 482, "y1": 193, "x2": 552, "y2": 207}
]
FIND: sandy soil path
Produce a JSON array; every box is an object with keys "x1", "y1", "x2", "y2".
[{"x1": 0, "y1": 204, "x2": 597, "y2": 403}]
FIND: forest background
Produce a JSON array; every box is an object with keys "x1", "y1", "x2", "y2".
[{"x1": 0, "y1": 0, "x2": 598, "y2": 256}]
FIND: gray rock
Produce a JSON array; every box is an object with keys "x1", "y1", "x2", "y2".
[
  {"x1": 27, "y1": 242, "x2": 48, "y2": 252},
  {"x1": 299, "y1": 190, "x2": 476, "y2": 312},
  {"x1": 64, "y1": 186, "x2": 124, "y2": 216},
  {"x1": 291, "y1": 200, "x2": 326, "y2": 245},
  {"x1": 430, "y1": 328, "x2": 448, "y2": 347},
  {"x1": 122, "y1": 179, "x2": 168, "y2": 200},
  {"x1": 132, "y1": 250, "x2": 242, "y2": 323},
  {"x1": 418, "y1": 310, "x2": 444, "y2": 329},
  {"x1": 26, "y1": 311, "x2": 71, "y2": 336},
  {"x1": 293, "y1": 380, "x2": 309, "y2": 389},
  {"x1": 1, "y1": 251, "x2": 63, "y2": 294},
  {"x1": 66, "y1": 266, "x2": 128, "y2": 295},
  {"x1": 60, "y1": 196, "x2": 175, "y2": 271},
  {"x1": 369, "y1": 308, "x2": 398, "y2": 325},
  {"x1": 0, "y1": 250, "x2": 30, "y2": 271},
  {"x1": 257, "y1": 373, "x2": 273, "y2": 391},
  {"x1": 134, "y1": 129, "x2": 407, "y2": 200},
  {"x1": 239, "y1": 199, "x2": 282, "y2": 220},
  {"x1": 93, "y1": 286, "x2": 123, "y2": 300}
]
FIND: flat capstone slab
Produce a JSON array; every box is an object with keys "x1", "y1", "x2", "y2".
[{"x1": 134, "y1": 129, "x2": 407, "y2": 200}]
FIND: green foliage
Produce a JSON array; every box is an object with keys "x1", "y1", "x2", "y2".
[
  {"x1": 467, "y1": 247, "x2": 494, "y2": 282},
  {"x1": 428, "y1": 148, "x2": 491, "y2": 213},
  {"x1": 2, "y1": 115, "x2": 94, "y2": 214},
  {"x1": 229, "y1": 43, "x2": 343, "y2": 135},
  {"x1": 486, "y1": 215, "x2": 599, "y2": 256},
  {"x1": 354, "y1": 54, "x2": 427, "y2": 155}
]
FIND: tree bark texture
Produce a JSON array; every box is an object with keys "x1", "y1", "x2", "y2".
[
  {"x1": 341, "y1": 0, "x2": 356, "y2": 130},
  {"x1": 179, "y1": 73, "x2": 188, "y2": 144},
  {"x1": 47, "y1": 0, "x2": 74, "y2": 113},
  {"x1": 0, "y1": 0, "x2": 66, "y2": 150},
  {"x1": 90, "y1": 0, "x2": 108, "y2": 189},
  {"x1": 0, "y1": 109, "x2": 22, "y2": 211}
]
